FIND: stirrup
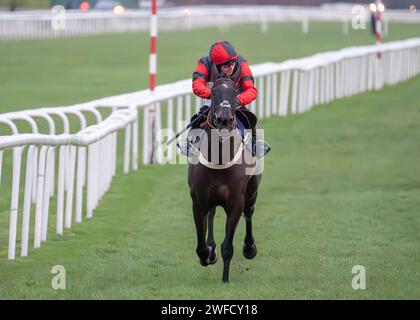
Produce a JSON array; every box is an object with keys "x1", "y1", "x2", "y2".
[
  {"x1": 253, "y1": 139, "x2": 271, "y2": 159},
  {"x1": 176, "y1": 137, "x2": 189, "y2": 156},
  {"x1": 177, "y1": 135, "x2": 201, "y2": 156}
]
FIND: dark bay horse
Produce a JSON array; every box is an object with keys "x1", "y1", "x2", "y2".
[{"x1": 187, "y1": 77, "x2": 263, "y2": 282}]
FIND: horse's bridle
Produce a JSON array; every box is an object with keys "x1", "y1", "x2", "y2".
[{"x1": 204, "y1": 100, "x2": 238, "y2": 142}]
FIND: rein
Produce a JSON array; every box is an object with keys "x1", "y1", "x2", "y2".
[{"x1": 190, "y1": 141, "x2": 244, "y2": 170}]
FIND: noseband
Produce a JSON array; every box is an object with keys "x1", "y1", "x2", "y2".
[{"x1": 207, "y1": 99, "x2": 237, "y2": 142}]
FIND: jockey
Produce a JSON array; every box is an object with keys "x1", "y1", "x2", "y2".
[
  {"x1": 192, "y1": 40, "x2": 258, "y2": 113},
  {"x1": 179, "y1": 40, "x2": 270, "y2": 158}
]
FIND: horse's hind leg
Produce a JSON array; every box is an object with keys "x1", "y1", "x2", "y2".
[
  {"x1": 206, "y1": 207, "x2": 218, "y2": 265},
  {"x1": 193, "y1": 202, "x2": 212, "y2": 267}
]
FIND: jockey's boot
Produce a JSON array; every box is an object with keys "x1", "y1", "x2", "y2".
[
  {"x1": 252, "y1": 128, "x2": 271, "y2": 159},
  {"x1": 237, "y1": 118, "x2": 271, "y2": 159},
  {"x1": 251, "y1": 127, "x2": 271, "y2": 159}
]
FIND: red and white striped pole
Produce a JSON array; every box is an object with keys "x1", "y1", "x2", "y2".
[
  {"x1": 144, "y1": 0, "x2": 158, "y2": 164},
  {"x1": 374, "y1": 0, "x2": 383, "y2": 59},
  {"x1": 149, "y1": 0, "x2": 157, "y2": 93}
]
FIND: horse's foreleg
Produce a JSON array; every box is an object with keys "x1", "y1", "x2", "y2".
[
  {"x1": 243, "y1": 204, "x2": 257, "y2": 259},
  {"x1": 206, "y1": 207, "x2": 218, "y2": 264},
  {"x1": 221, "y1": 200, "x2": 244, "y2": 283},
  {"x1": 243, "y1": 177, "x2": 260, "y2": 260},
  {"x1": 193, "y1": 202, "x2": 212, "y2": 267}
]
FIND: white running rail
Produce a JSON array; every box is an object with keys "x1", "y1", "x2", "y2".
[{"x1": 1, "y1": 5, "x2": 420, "y2": 41}]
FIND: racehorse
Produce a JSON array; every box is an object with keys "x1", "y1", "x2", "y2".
[{"x1": 187, "y1": 76, "x2": 263, "y2": 282}]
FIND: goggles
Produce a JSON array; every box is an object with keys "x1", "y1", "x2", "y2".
[{"x1": 220, "y1": 60, "x2": 236, "y2": 67}]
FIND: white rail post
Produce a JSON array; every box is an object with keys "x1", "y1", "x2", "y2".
[
  {"x1": 167, "y1": 98, "x2": 174, "y2": 161},
  {"x1": 64, "y1": 146, "x2": 77, "y2": 229},
  {"x1": 291, "y1": 70, "x2": 299, "y2": 114},
  {"x1": 75, "y1": 145, "x2": 85, "y2": 224},
  {"x1": 34, "y1": 146, "x2": 48, "y2": 249},
  {"x1": 258, "y1": 77, "x2": 264, "y2": 119},
  {"x1": 329, "y1": 64, "x2": 335, "y2": 101},
  {"x1": 176, "y1": 95, "x2": 183, "y2": 134},
  {"x1": 195, "y1": 95, "x2": 201, "y2": 113},
  {"x1": 56, "y1": 146, "x2": 66, "y2": 234},
  {"x1": 132, "y1": 107, "x2": 139, "y2": 171},
  {"x1": 31, "y1": 147, "x2": 38, "y2": 203},
  {"x1": 113, "y1": 131, "x2": 118, "y2": 176},
  {"x1": 8, "y1": 147, "x2": 23, "y2": 260},
  {"x1": 307, "y1": 70, "x2": 315, "y2": 111},
  {"x1": 143, "y1": 106, "x2": 150, "y2": 165},
  {"x1": 283, "y1": 70, "x2": 291, "y2": 116},
  {"x1": 272, "y1": 73, "x2": 278, "y2": 115},
  {"x1": 20, "y1": 146, "x2": 35, "y2": 256},
  {"x1": 94, "y1": 141, "x2": 100, "y2": 210},
  {"x1": 124, "y1": 122, "x2": 131, "y2": 174},
  {"x1": 314, "y1": 67, "x2": 320, "y2": 105},
  {"x1": 265, "y1": 75, "x2": 271, "y2": 118},
  {"x1": 155, "y1": 102, "x2": 162, "y2": 160},
  {"x1": 87, "y1": 143, "x2": 95, "y2": 219},
  {"x1": 41, "y1": 147, "x2": 54, "y2": 241},
  {"x1": 185, "y1": 95, "x2": 191, "y2": 125},
  {"x1": 298, "y1": 71, "x2": 305, "y2": 113}
]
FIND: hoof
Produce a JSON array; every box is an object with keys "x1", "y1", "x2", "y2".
[
  {"x1": 199, "y1": 246, "x2": 213, "y2": 267},
  {"x1": 200, "y1": 259, "x2": 210, "y2": 267},
  {"x1": 242, "y1": 243, "x2": 257, "y2": 260},
  {"x1": 209, "y1": 248, "x2": 218, "y2": 265}
]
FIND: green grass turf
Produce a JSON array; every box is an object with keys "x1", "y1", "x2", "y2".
[
  {"x1": 0, "y1": 22, "x2": 419, "y2": 299},
  {"x1": 0, "y1": 0, "x2": 50, "y2": 9}
]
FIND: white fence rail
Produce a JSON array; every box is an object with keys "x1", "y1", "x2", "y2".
[
  {"x1": 1, "y1": 5, "x2": 420, "y2": 40},
  {"x1": 1, "y1": 38, "x2": 419, "y2": 260}
]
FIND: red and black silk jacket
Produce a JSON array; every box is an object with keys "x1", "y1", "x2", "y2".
[{"x1": 192, "y1": 55, "x2": 258, "y2": 107}]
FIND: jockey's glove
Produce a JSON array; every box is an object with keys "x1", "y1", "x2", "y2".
[{"x1": 198, "y1": 105, "x2": 210, "y2": 115}]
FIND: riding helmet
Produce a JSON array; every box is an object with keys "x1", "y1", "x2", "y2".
[{"x1": 209, "y1": 40, "x2": 239, "y2": 66}]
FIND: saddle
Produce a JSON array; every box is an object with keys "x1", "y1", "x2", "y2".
[{"x1": 236, "y1": 108, "x2": 257, "y2": 131}]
